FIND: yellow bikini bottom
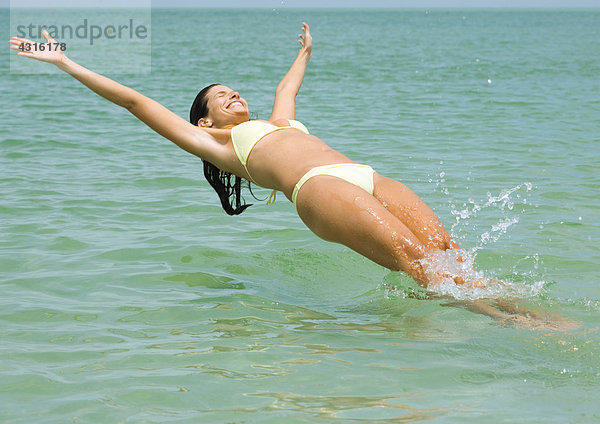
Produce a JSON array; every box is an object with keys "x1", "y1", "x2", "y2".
[{"x1": 291, "y1": 163, "x2": 376, "y2": 206}]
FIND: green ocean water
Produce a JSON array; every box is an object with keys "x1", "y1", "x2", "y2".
[{"x1": 1, "y1": 8, "x2": 600, "y2": 423}]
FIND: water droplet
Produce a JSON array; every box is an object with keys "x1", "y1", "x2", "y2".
[
  {"x1": 578, "y1": 216, "x2": 582, "y2": 221},
  {"x1": 487, "y1": 79, "x2": 492, "y2": 84}
]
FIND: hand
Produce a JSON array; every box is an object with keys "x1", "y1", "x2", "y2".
[
  {"x1": 8, "y1": 30, "x2": 67, "y2": 65},
  {"x1": 298, "y1": 22, "x2": 312, "y2": 57}
]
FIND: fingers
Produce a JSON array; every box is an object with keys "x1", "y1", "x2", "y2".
[
  {"x1": 8, "y1": 31, "x2": 55, "y2": 49},
  {"x1": 300, "y1": 22, "x2": 312, "y2": 50},
  {"x1": 8, "y1": 36, "x2": 38, "y2": 55},
  {"x1": 42, "y1": 29, "x2": 57, "y2": 43},
  {"x1": 8, "y1": 37, "x2": 37, "y2": 56},
  {"x1": 9, "y1": 37, "x2": 39, "y2": 60},
  {"x1": 8, "y1": 36, "x2": 33, "y2": 45},
  {"x1": 9, "y1": 41, "x2": 33, "y2": 52},
  {"x1": 298, "y1": 22, "x2": 312, "y2": 52},
  {"x1": 297, "y1": 32, "x2": 305, "y2": 47},
  {"x1": 300, "y1": 22, "x2": 310, "y2": 36},
  {"x1": 304, "y1": 24, "x2": 311, "y2": 38}
]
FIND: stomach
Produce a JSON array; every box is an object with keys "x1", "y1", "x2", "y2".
[{"x1": 246, "y1": 130, "x2": 359, "y2": 198}]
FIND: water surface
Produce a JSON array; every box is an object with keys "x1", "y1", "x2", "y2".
[{"x1": 1, "y1": 8, "x2": 599, "y2": 423}]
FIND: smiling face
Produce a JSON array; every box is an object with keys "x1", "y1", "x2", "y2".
[{"x1": 201, "y1": 85, "x2": 250, "y2": 129}]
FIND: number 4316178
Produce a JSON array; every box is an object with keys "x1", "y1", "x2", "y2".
[{"x1": 19, "y1": 42, "x2": 67, "y2": 52}]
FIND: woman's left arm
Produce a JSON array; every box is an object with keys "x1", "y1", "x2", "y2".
[{"x1": 269, "y1": 22, "x2": 312, "y2": 121}]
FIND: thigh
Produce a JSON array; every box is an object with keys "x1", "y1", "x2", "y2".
[
  {"x1": 372, "y1": 173, "x2": 458, "y2": 250},
  {"x1": 294, "y1": 175, "x2": 427, "y2": 282}
]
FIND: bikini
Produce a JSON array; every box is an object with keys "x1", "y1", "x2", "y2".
[{"x1": 231, "y1": 120, "x2": 375, "y2": 207}]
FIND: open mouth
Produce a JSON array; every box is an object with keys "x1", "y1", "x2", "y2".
[{"x1": 227, "y1": 101, "x2": 244, "y2": 110}]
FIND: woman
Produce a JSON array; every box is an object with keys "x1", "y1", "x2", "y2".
[{"x1": 8, "y1": 23, "x2": 473, "y2": 289}]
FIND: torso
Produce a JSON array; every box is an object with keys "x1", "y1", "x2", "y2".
[{"x1": 223, "y1": 119, "x2": 356, "y2": 201}]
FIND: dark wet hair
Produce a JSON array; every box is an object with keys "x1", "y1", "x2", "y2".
[{"x1": 190, "y1": 83, "x2": 252, "y2": 215}]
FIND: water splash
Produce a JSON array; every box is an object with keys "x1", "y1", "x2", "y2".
[
  {"x1": 379, "y1": 276, "x2": 548, "y2": 302},
  {"x1": 418, "y1": 248, "x2": 547, "y2": 301},
  {"x1": 449, "y1": 182, "x2": 533, "y2": 250},
  {"x1": 384, "y1": 181, "x2": 547, "y2": 301},
  {"x1": 272, "y1": 0, "x2": 285, "y2": 15}
]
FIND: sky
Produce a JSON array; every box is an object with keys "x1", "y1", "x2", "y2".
[{"x1": 6, "y1": 0, "x2": 600, "y2": 7}]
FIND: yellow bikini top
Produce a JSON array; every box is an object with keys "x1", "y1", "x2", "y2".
[
  {"x1": 231, "y1": 119, "x2": 309, "y2": 204},
  {"x1": 231, "y1": 119, "x2": 309, "y2": 170}
]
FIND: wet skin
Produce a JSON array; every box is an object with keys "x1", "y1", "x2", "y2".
[{"x1": 199, "y1": 85, "x2": 457, "y2": 286}]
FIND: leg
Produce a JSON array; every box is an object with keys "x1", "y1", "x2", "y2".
[
  {"x1": 444, "y1": 299, "x2": 580, "y2": 331},
  {"x1": 369, "y1": 173, "x2": 483, "y2": 285},
  {"x1": 371, "y1": 173, "x2": 458, "y2": 251},
  {"x1": 294, "y1": 175, "x2": 431, "y2": 285}
]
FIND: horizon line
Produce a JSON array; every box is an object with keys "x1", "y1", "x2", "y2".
[{"x1": 3, "y1": 5, "x2": 600, "y2": 9}]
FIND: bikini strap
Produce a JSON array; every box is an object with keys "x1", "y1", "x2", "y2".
[{"x1": 266, "y1": 190, "x2": 277, "y2": 205}]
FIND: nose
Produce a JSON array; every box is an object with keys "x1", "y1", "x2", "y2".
[{"x1": 230, "y1": 91, "x2": 240, "y2": 99}]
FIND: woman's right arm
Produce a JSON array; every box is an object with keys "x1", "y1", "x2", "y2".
[{"x1": 8, "y1": 30, "x2": 225, "y2": 163}]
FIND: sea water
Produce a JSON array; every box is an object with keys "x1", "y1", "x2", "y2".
[{"x1": 1, "y1": 8, "x2": 599, "y2": 423}]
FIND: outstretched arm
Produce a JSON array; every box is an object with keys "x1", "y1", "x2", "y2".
[
  {"x1": 8, "y1": 30, "x2": 227, "y2": 164},
  {"x1": 269, "y1": 22, "x2": 312, "y2": 122}
]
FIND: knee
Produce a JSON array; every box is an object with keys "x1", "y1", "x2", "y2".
[
  {"x1": 389, "y1": 253, "x2": 428, "y2": 286},
  {"x1": 421, "y1": 232, "x2": 455, "y2": 251},
  {"x1": 387, "y1": 238, "x2": 428, "y2": 280}
]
